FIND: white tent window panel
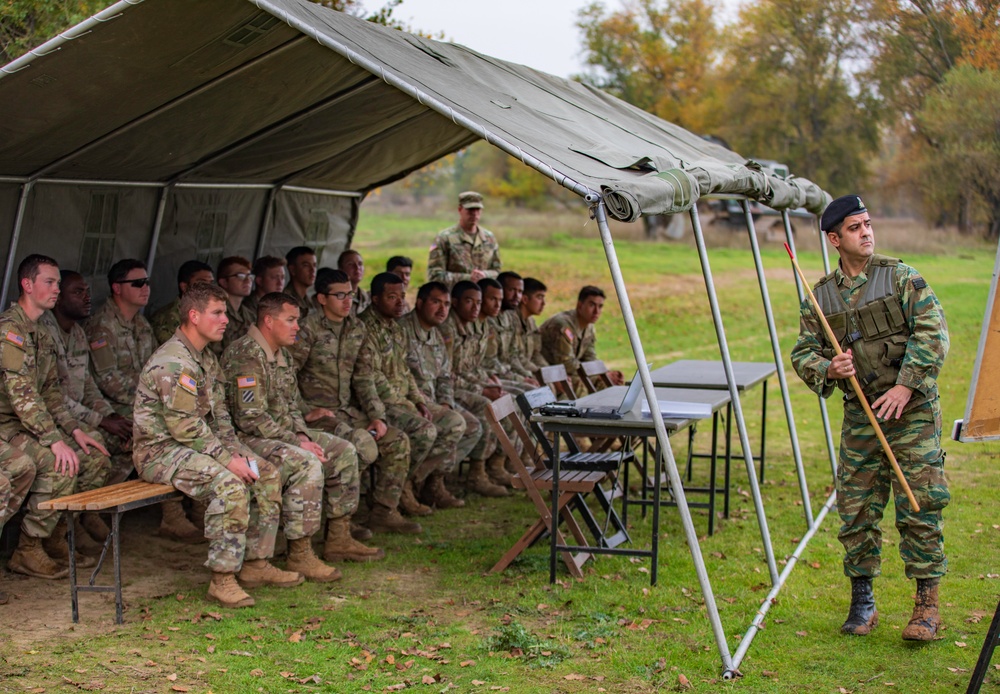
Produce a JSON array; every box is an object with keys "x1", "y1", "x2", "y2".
[
  {"x1": 223, "y1": 12, "x2": 281, "y2": 48},
  {"x1": 79, "y1": 191, "x2": 119, "y2": 279},
  {"x1": 304, "y1": 208, "x2": 331, "y2": 254},
  {"x1": 195, "y1": 209, "x2": 228, "y2": 267}
]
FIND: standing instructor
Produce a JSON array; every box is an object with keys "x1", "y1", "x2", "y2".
[{"x1": 791, "y1": 195, "x2": 949, "y2": 641}]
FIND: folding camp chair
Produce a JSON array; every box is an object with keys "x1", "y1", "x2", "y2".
[
  {"x1": 486, "y1": 395, "x2": 606, "y2": 578},
  {"x1": 539, "y1": 364, "x2": 577, "y2": 400},
  {"x1": 577, "y1": 359, "x2": 615, "y2": 394},
  {"x1": 517, "y1": 387, "x2": 631, "y2": 549}
]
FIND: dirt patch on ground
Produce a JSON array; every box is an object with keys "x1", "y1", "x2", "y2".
[{"x1": 1, "y1": 508, "x2": 208, "y2": 650}]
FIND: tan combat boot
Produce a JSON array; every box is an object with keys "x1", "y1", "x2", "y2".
[
  {"x1": 368, "y1": 504, "x2": 422, "y2": 535},
  {"x1": 73, "y1": 517, "x2": 105, "y2": 556},
  {"x1": 466, "y1": 459, "x2": 509, "y2": 498},
  {"x1": 9, "y1": 534, "x2": 69, "y2": 579},
  {"x1": 207, "y1": 572, "x2": 255, "y2": 608},
  {"x1": 80, "y1": 512, "x2": 110, "y2": 543},
  {"x1": 398, "y1": 480, "x2": 433, "y2": 516},
  {"x1": 237, "y1": 559, "x2": 304, "y2": 588},
  {"x1": 324, "y1": 517, "x2": 385, "y2": 562},
  {"x1": 420, "y1": 472, "x2": 465, "y2": 510},
  {"x1": 350, "y1": 521, "x2": 373, "y2": 542},
  {"x1": 902, "y1": 578, "x2": 941, "y2": 641},
  {"x1": 43, "y1": 517, "x2": 97, "y2": 569},
  {"x1": 286, "y1": 538, "x2": 341, "y2": 582},
  {"x1": 485, "y1": 452, "x2": 514, "y2": 487},
  {"x1": 159, "y1": 500, "x2": 205, "y2": 544}
]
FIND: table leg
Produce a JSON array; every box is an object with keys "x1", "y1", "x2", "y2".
[
  {"x1": 68, "y1": 511, "x2": 79, "y2": 624},
  {"x1": 549, "y1": 431, "x2": 560, "y2": 584},
  {"x1": 759, "y1": 381, "x2": 768, "y2": 482},
  {"x1": 651, "y1": 444, "x2": 661, "y2": 587},
  {"x1": 724, "y1": 402, "x2": 732, "y2": 518},
  {"x1": 709, "y1": 411, "x2": 718, "y2": 536}
]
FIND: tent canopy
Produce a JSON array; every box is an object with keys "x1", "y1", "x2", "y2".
[{"x1": 0, "y1": 0, "x2": 829, "y2": 222}]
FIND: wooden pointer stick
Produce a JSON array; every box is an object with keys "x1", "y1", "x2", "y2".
[{"x1": 784, "y1": 242, "x2": 920, "y2": 512}]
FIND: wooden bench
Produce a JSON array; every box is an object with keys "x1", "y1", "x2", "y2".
[{"x1": 38, "y1": 480, "x2": 181, "y2": 624}]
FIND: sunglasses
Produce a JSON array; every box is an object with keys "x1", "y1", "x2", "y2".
[
  {"x1": 117, "y1": 278, "x2": 150, "y2": 288},
  {"x1": 222, "y1": 272, "x2": 255, "y2": 281}
]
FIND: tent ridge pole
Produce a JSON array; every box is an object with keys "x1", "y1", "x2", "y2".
[
  {"x1": 145, "y1": 184, "x2": 172, "y2": 273},
  {"x1": 0, "y1": 181, "x2": 35, "y2": 309},
  {"x1": 250, "y1": 0, "x2": 592, "y2": 200},
  {"x1": 0, "y1": 0, "x2": 145, "y2": 77},
  {"x1": 25, "y1": 35, "x2": 309, "y2": 181},
  {"x1": 782, "y1": 210, "x2": 838, "y2": 481},
  {"x1": 593, "y1": 201, "x2": 734, "y2": 676},
  {"x1": 742, "y1": 202, "x2": 814, "y2": 528},
  {"x1": 690, "y1": 204, "x2": 780, "y2": 586}
]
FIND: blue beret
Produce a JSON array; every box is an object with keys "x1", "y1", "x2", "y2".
[{"x1": 821, "y1": 194, "x2": 867, "y2": 232}]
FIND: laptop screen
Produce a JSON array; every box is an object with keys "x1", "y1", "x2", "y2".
[{"x1": 617, "y1": 364, "x2": 651, "y2": 414}]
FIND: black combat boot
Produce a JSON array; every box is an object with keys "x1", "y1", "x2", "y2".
[{"x1": 841, "y1": 576, "x2": 878, "y2": 635}]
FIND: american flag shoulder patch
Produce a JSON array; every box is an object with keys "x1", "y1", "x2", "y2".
[
  {"x1": 178, "y1": 373, "x2": 198, "y2": 394},
  {"x1": 237, "y1": 375, "x2": 257, "y2": 389},
  {"x1": 90, "y1": 337, "x2": 108, "y2": 350},
  {"x1": 563, "y1": 327, "x2": 575, "y2": 342},
  {"x1": 5, "y1": 331, "x2": 25, "y2": 347}
]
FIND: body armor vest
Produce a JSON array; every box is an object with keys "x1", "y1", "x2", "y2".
[{"x1": 813, "y1": 255, "x2": 909, "y2": 401}]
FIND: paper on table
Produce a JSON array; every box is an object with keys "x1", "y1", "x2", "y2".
[{"x1": 640, "y1": 399, "x2": 713, "y2": 419}]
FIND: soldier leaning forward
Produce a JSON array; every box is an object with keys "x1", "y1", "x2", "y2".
[
  {"x1": 791, "y1": 195, "x2": 949, "y2": 641},
  {"x1": 222, "y1": 294, "x2": 383, "y2": 569},
  {"x1": 132, "y1": 283, "x2": 302, "y2": 609}
]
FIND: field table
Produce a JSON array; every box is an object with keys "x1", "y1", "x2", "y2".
[{"x1": 534, "y1": 386, "x2": 731, "y2": 585}]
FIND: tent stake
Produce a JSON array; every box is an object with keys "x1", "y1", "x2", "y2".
[{"x1": 742, "y1": 201, "x2": 814, "y2": 528}]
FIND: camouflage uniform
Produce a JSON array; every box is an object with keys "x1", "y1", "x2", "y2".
[
  {"x1": 399, "y1": 311, "x2": 482, "y2": 467},
  {"x1": 85, "y1": 299, "x2": 155, "y2": 417},
  {"x1": 498, "y1": 309, "x2": 541, "y2": 379},
  {"x1": 149, "y1": 298, "x2": 181, "y2": 346},
  {"x1": 217, "y1": 300, "x2": 256, "y2": 355},
  {"x1": 791, "y1": 255, "x2": 949, "y2": 580},
  {"x1": 133, "y1": 329, "x2": 280, "y2": 573},
  {"x1": 516, "y1": 310, "x2": 547, "y2": 370},
  {"x1": 357, "y1": 307, "x2": 466, "y2": 479},
  {"x1": 427, "y1": 225, "x2": 502, "y2": 286},
  {"x1": 0, "y1": 443, "x2": 35, "y2": 535},
  {"x1": 481, "y1": 315, "x2": 533, "y2": 395},
  {"x1": 540, "y1": 309, "x2": 597, "y2": 395},
  {"x1": 222, "y1": 326, "x2": 359, "y2": 540},
  {"x1": 350, "y1": 286, "x2": 371, "y2": 318},
  {"x1": 291, "y1": 311, "x2": 409, "y2": 509},
  {"x1": 283, "y1": 285, "x2": 312, "y2": 321},
  {"x1": 0, "y1": 304, "x2": 110, "y2": 537},
  {"x1": 40, "y1": 311, "x2": 133, "y2": 483},
  {"x1": 439, "y1": 313, "x2": 498, "y2": 461}
]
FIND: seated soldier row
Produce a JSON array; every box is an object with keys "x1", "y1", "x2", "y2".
[{"x1": 0, "y1": 248, "x2": 621, "y2": 608}]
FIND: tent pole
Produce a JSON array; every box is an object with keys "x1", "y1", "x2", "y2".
[
  {"x1": 255, "y1": 187, "x2": 279, "y2": 260},
  {"x1": 0, "y1": 181, "x2": 34, "y2": 309},
  {"x1": 690, "y1": 204, "x2": 780, "y2": 586},
  {"x1": 742, "y1": 202, "x2": 814, "y2": 528},
  {"x1": 145, "y1": 185, "x2": 171, "y2": 272},
  {"x1": 782, "y1": 211, "x2": 838, "y2": 481},
  {"x1": 592, "y1": 201, "x2": 733, "y2": 676}
]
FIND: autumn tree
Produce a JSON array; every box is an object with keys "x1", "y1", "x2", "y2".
[
  {"x1": 715, "y1": 0, "x2": 879, "y2": 194},
  {"x1": 1, "y1": 0, "x2": 105, "y2": 63},
  {"x1": 576, "y1": 0, "x2": 723, "y2": 134}
]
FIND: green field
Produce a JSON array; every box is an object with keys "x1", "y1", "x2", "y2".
[{"x1": 2, "y1": 206, "x2": 999, "y2": 693}]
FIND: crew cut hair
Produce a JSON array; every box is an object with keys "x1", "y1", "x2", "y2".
[
  {"x1": 286, "y1": 246, "x2": 316, "y2": 265},
  {"x1": 417, "y1": 281, "x2": 448, "y2": 302},
  {"x1": 107, "y1": 259, "x2": 146, "y2": 289},
  {"x1": 497, "y1": 271, "x2": 522, "y2": 286},
  {"x1": 477, "y1": 277, "x2": 502, "y2": 292},
  {"x1": 386, "y1": 255, "x2": 413, "y2": 272},
  {"x1": 522, "y1": 277, "x2": 547, "y2": 295},
  {"x1": 179, "y1": 282, "x2": 228, "y2": 324},
  {"x1": 17, "y1": 254, "x2": 59, "y2": 294},
  {"x1": 370, "y1": 271, "x2": 403, "y2": 297},
  {"x1": 315, "y1": 267, "x2": 350, "y2": 295},
  {"x1": 256, "y1": 292, "x2": 299, "y2": 325},
  {"x1": 178, "y1": 260, "x2": 213, "y2": 287},
  {"x1": 578, "y1": 285, "x2": 606, "y2": 302},
  {"x1": 451, "y1": 280, "x2": 480, "y2": 301}
]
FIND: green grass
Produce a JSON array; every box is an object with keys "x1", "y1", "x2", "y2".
[{"x1": 2, "y1": 208, "x2": 999, "y2": 693}]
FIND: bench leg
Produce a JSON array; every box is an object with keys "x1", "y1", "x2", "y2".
[
  {"x1": 68, "y1": 511, "x2": 80, "y2": 624},
  {"x1": 113, "y1": 512, "x2": 124, "y2": 625}
]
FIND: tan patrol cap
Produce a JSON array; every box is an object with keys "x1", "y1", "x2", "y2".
[{"x1": 458, "y1": 191, "x2": 484, "y2": 209}]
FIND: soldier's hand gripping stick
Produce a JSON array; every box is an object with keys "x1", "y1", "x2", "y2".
[{"x1": 784, "y1": 243, "x2": 920, "y2": 512}]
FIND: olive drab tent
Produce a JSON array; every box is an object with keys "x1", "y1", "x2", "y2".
[{"x1": 0, "y1": 0, "x2": 834, "y2": 677}]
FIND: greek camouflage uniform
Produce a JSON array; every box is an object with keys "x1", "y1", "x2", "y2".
[
  {"x1": 133, "y1": 329, "x2": 280, "y2": 573},
  {"x1": 399, "y1": 312, "x2": 482, "y2": 466},
  {"x1": 350, "y1": 286, "x2": 371, "y2": 318},
  {"x1": 439, "y1": 313, "x2": 499, "y2": 461},
  {"x1": 357, "y1": 307, "x2": 466, "y2": 479},
  {"x1": 791, "y1": 254, "x2": 949, "y2": 580},
  {"x1": 290, "y1": 311, "x2": 409, "y2": 510},
  {"x1": 0, "y1": 304, "x2": 110, "y2": 537},
  {"x1": 427, "y1": 225, "x2": 502, "y2": 286},
  {"x1": 40, "y1": 311, "x2": 133, "y2": 484},
  {"x1": 0, "y1": 443, "x2": 35, "y2": 536},
  {"x1": 217, "y1": 300, "x2": 256, "y2": 355},
  {"x1": 222, "y1": 326, "x2": 359, "y2": 540},
  {"x1": 540, "y1": 309, "x2": 597, "y2": 395},
  {"x1": 149, "y1": 298, "x2": 181, "y2": 346},
  {"x1": 85, "y1": 299, "x2": 155, "y2": 417}
]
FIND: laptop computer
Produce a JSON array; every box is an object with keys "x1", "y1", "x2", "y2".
[{"x1": 581, "y1": 366, "x2": 647, "y2": 419}]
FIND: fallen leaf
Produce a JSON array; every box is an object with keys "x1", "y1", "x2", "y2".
[
  {"x1": 460, "y1": 660, "x2": 475, "y2": 667},
  {"x1": 166, "y1": 674, "x2": 178, "y2": 681},
  {"x1": 564, "y1": 674, "x2": 586, "y2": 680},
  {"x1": 171, "y1": 687, "x2": 189, "y2": 693},
  {"x1": 678, "y1": 673, "x2": 692, "y2": 690},
  {"x1": 250, "y1": 669, "x2": 264, "y2": 677},
  {"x1": 795, "y1": 631, "x2": 808, "y2": 637},
  {"x1": 385, "y1": 655, "x2": 395, "y2": 665},
  {"x1": 421, "y1": 675, "x2": 435, "y2": 684},
  {"x1": 762, "y1": 670, "x2": 778, "y2": 677},
  {"x1": 956, "y1": 641, "x2": 967, "y2": 648},
  {"x1": 471, "y1": 681, "x2": 485, "y2": 686},
  {"x1": 288, "y1": 631, "x2": 303, "y2": 643}
]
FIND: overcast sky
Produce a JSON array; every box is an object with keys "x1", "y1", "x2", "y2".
[{"x1": 371, "y1": 0, "x2": 743, "y2": 79}]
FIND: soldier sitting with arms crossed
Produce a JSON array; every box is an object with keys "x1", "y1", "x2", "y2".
[
  {"x1": 133, "y1": 282, "x2": 300, "y2": 608},
  {"x1": 222, "y1": 292, "x2": 383, "y2": 574}
]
